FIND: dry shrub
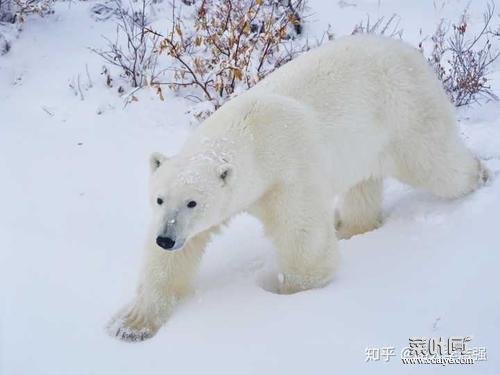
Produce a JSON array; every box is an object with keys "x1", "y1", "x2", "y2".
[
  {"x1": 90, "y1": 0, "x2": 161, "y2": 88},
  {"x1": 352, "y1": 14, "x2": 403, "y2": 38},
  {"x1": 14, "y1": 0, "x2": 53, "y2": 21},
  {"x1": 90, "y1": 0, "x2": 329, "y2": 114},
  {"x1": 424, "y1": 3, "x2": 500, "y2": 107},
  {"x1": 0, "y1": 0, "x2": 53, "y2": 23},
  {"x1": 0, "y1": 0, "x2": 53, "y2": 55},
  {"x1": 156, "y1": 0, "x2": 314, "y2": 118},
  {"x1": 0, "y1": 0, "x2": 16, "y2": 23},
  {"x1": 90, "y1": 0, "x2": 123, "y2": 22},
  {"x1": 0, "y1": 29, "x2": 9, "y2": 54}
]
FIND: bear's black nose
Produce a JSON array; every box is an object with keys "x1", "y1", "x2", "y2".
[{"x1": 156, "y1": 236, "x2": 176, "y2": 250}]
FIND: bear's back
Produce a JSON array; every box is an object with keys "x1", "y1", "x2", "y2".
[{"x1": 254, "y1": 34, "x2": 448, "y2": 128}]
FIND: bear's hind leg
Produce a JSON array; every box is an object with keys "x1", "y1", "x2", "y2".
[
  {"x1": 335, "y1": 177, "x2": 383, "y2": 239},
  {"x1": 394, "y1": 134, "x2": 488, "y2": 199}
]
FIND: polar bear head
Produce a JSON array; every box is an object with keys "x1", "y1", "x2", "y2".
[{"x1": 148, "y1": 151, "x2": 234, "y2": 251}]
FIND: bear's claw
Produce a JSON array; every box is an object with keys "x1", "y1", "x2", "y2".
[
  {"x1": 113, "y1": 325, "x2": 153, "y2": 342},
  {"x1": 106, "y1": 303, "x2": 160, "y2": 343}
]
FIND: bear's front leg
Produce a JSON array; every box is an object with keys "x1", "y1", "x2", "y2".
[
  {"x1": 107, "y1": 229, "x2": 212, "y2": 342},
  {"x1": 255, "y1": 185, "x2": 340, "y2": 294},
  {"x1": 277, "y1": 222, "x2": 340, "y2": 295}
]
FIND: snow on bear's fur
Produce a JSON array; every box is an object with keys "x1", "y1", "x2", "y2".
[{"x1": 107, "y1": 35, "x2": 488, "y2": 342}]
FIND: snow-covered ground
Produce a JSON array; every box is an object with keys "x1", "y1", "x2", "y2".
[{"x1": 1, "y1": 1, "x2": 499, "y2": 374}]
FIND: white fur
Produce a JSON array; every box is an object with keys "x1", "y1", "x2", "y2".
[{"x1": 108, "y1": 35, "x2": 485, "y2": 341}]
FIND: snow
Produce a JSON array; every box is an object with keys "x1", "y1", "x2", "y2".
[{"x1": 1, "y1": 1, "x2": 499, "y2": 374}]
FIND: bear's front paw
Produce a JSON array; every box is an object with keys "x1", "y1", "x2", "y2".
[
  {"x1": 106, "y1": 303, "x2": 163, "y2": 343},
  {"x1": 278, "y1": 271, "x2": 333, "y2": 294}
]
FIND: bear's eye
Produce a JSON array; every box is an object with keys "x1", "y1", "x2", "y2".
[
  {"x1": 157, "y1": 198, "x2": 164, "y2": 205},
  {"x1": 187, "y1": 200, "x2": 197, "y2": 208}
]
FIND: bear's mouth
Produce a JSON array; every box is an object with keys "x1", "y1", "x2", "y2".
[{"x1": 168, "y1": 239, "x2": 185, "y2": 251}]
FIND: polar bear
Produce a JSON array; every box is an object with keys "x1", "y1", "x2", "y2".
[{"x1": 107, "y1": 35, "x2": 487, "y2": 341}]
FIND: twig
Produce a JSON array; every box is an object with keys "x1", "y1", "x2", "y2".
[
  {"x1": 85, "y1": 63, "x2": 93, "y2": 88},
  {"x1": 77, "y1": 74, "x2": 84, "y2": 100}
]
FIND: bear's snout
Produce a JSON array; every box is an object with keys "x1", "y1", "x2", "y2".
[{"x1": 156, "y1": 236, "x2": 176, "y2": 250}]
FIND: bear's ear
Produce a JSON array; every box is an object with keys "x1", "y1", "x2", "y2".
[
  {"x1": 150, "y1": 152, "x2": 168, "y2": 173},
  {"x1": 216, "y1": 163, "x2": 233, "y2": 185}
]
